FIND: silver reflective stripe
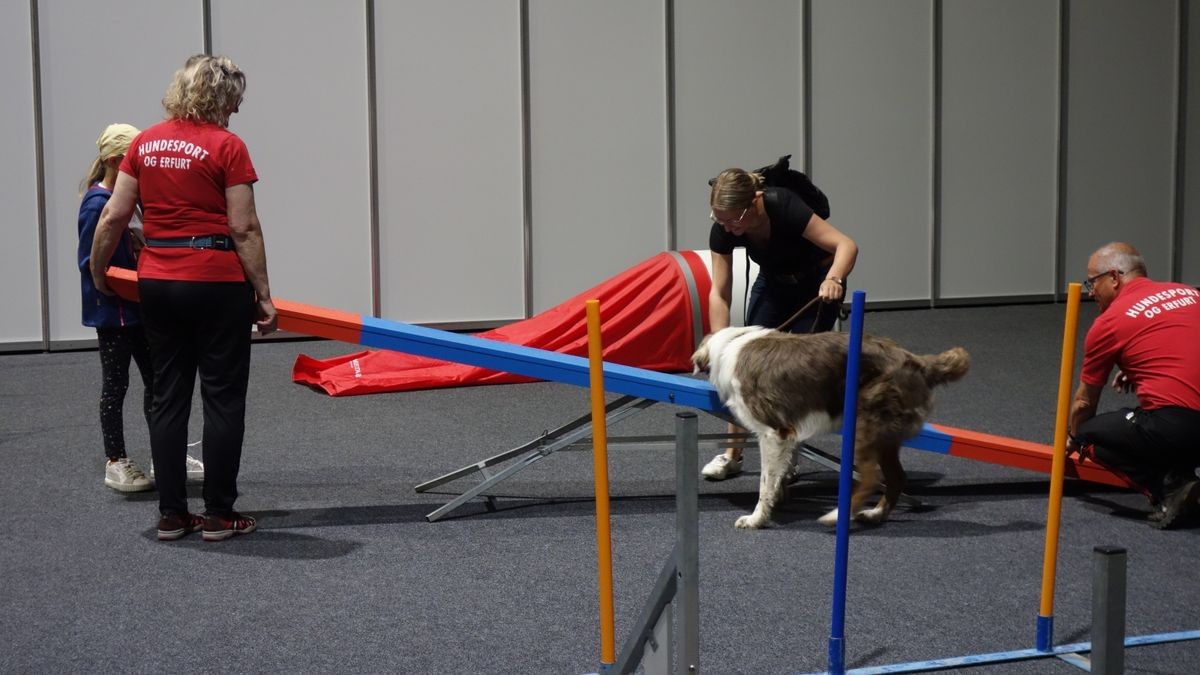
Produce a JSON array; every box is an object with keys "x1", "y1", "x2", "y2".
[{"x1": 667, "y1": 251, "x2": 704, "y2": 349}]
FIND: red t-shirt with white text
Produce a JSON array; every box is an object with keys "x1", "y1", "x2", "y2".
[
  {"x1": 119, "y1": 119, "x2": 257, "y2": 282},
  {"x1": 1081, "y1": 276, "x2": 1200, "y2": 410}
]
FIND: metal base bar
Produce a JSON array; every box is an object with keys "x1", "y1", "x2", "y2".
[{"x1": 799, "y1": 630, "x2": 1200, "y2": 675}]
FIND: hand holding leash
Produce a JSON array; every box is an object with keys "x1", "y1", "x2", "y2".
[{"x1": 820, "y1": 276, "x2": 846, "y2": 302}]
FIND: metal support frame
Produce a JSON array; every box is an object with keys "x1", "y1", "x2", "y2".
[
  {"x1": 415, "y1": 396, "x2": 919, "y2": 522},
  {"x1": 612, "y1": 412, "x2": 700, "y2": 675},
  {"x1": 414, "y1": 395, "x2": 655, "y2": 521}
]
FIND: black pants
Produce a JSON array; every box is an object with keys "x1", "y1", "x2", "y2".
[
  {"x1": 96, "y1": 325, "x2": 153, "y2": 460},
  {"x1": 746, "y1": 274, "x2": 839, "y2": 333},
  {"x1": 139, "y1": 279, "x2": 255, "y2": 517},
  {"x1": 1077, "y1": 405, "x2": 1200, "y2": 501}
]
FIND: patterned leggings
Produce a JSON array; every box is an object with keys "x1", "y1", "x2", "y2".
[{"x1": 96, "y1": 325, "x2": 153, "y2": 460}]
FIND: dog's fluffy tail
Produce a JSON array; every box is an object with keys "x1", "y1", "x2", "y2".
[{"x1": 918, "y1": 347, "x2": 970, "y2": 387}]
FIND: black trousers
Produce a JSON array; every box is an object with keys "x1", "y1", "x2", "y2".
[
  {"x1": 746, "y1": 274, "x2": 839, "y2": 333},
  {"x1": 139, "y1": 279, "x2": 255, "y2": 516},
  {"x1": 96, "y1": 325, "x2": 153, "y2": 460},
  {"x1": 1077, "y1": 405, "x2": 1200, "y2": 501}
]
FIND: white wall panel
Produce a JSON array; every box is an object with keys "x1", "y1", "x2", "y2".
[
  {"x1": 8, "y1": 2, "x2": 1200, "y2": 350},
  {"x1": 0, "y1": 3, "x2": 42, "y2": 345},
  {"x1": 810, "y1": 0, "x2": 933, "y2": 302},
  {"x1": 673, "y1": 0, "x2": 802, "y2": 253},
  {"x1": 211, "y1": 1, "x2": 372, "y2": 315},
  {"x1": 1063, "y1": 0, "x2": 1176, "y2": 277},
  {"x1": 527, "y1": 0, "x2": 668, "y2": 313},
  {"x1": 940, "y1": 0, "x2": 1059, "y2": 299},
  {"x1": 374, "y1": 1, "x2": 524, "y2": 324},
  {"x1": 38, "y1": 0, "x2": 202, "y2": 343}
]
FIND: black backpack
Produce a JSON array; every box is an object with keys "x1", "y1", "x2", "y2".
[{"x1": 753, "y1": 154, "x2": 830, "y2": 219}]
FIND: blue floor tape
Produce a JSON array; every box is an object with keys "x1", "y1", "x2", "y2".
[{"x1": 798, "y1": 629, "x2": 1200, "y2": 675}]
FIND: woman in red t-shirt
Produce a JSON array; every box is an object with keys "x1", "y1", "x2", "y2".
[{"x1": 90, "y1": 54, "x2": 276, "y2": 543}]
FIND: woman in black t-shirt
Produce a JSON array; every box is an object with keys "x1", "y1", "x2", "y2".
[{"x1": 701, "y1": 167, "x2": 859, "y2": 481}]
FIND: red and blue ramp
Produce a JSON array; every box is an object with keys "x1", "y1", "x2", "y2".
[{"x1": 105, "y1": 264, "x2": 1128, "y2": 488}]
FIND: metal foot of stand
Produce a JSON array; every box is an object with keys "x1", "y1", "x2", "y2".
[{"x1": 1090, "y1": 546, "x2": 1126, "y2": 674}]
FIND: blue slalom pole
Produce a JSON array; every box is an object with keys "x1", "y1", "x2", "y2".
[{"x1": 829, "y1": 290, "x2": 866, "y2": 675}]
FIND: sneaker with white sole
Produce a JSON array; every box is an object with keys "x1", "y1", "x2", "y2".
[
  {"x1": 148, "y1": 454, "x2": 205, "y2": 484},
  {"x1": 701, "y1": 453, "x2": 743, "y2": 480},
  {"x1": 104, "y1": 458, "x2": 153, "y2": 493},
  {"x1": 157, "y1": 512, "x2": 205, "y2": 541},
  {"x1": 203, "y1": 512, "x2": 257, "y2": 542},
  {"x1": 184, "y1": 454, "x2": 204, "y2": 483}
]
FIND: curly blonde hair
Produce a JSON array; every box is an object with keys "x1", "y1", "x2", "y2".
[
  {"x1": 161, "y1": 54, "x2": 246, "y2": 127},
  {"x1": 709, "y1": 168, "x2": 765, "y2": 211}
]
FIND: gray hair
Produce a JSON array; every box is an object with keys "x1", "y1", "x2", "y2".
[{"x1": 1092, "y1": 242, "x2": 1147, "y2": 277}]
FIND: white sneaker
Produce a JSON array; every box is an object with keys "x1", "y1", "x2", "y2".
[
  {"x1": 184, "y1": 454, "x2": 204, "y2": 483},
  {"x1": 701, "y1": 453, "x2": 743, "y2": 480},
  {"x1": 105, "y1": 458, "x2": 153, "y2": 493},
  {"x1": 148, "y1": 452, "x2": 205, "y2": 484}
]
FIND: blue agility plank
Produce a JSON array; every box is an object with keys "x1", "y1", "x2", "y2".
[
  {"x1": 357, "y1": 316, "x2": 725, "y2": 412},
  {"x1": 902, "y1": 424, "x2": 953, "y2": 454}
]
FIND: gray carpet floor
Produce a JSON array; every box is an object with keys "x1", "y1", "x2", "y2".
[{"x1": 2, "y1": 303, "x2": 1197, "y2": 674}]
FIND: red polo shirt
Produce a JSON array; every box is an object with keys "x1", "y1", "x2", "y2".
[{"x1": 120, "y1": 118, "x2": 257, "y2": 282}]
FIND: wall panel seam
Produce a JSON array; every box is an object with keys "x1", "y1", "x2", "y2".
[
  {"x1": 1054, "y1": 0, "x2": 1070, "y2": 299},
  {"x1": 931, "y1": 0, "x2": 942, "y2": 308},
  {"x1": 802, "y1": 0, "x2": 813, "y2": 174},
  {"x1": 1172, "y1": 0, "x2": 1188, "y2": 281},
  {"x1": 365, "y1": 0, "x2": 381, "y2": 317},
  {"x1": 520, "y1": 0, "x2": 532, "y2": 318},
  {"x1": 665, "y1": 0, "x2": 677, "y2": 252},
  {"x1": 30, "y1": 0, "x2": 49, "y2": 350},
  {"x1": 202, "y1": 0, "x2": 211, "y2": 53}
]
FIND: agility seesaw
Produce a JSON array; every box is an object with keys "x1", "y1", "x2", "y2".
[{"x1": 105, "y1": 267, "x2": 1128, "y2": 523}]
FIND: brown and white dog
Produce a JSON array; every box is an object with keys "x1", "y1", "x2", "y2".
[{"x1": 692, "y1": 326, "x2": 969, "y2": 529}]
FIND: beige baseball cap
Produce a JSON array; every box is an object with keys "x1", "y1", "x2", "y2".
[{"x1": 96, "y1": 123, "x2": 139, "y2": 160}]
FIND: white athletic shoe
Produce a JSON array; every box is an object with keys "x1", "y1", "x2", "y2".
[
  {"x1": 148, "y1": 451, "x2": 205, "y2": 484},
  {"x1": 105, "y1": 458, "x2": 153, "y2": 493},
  {"x1": 184, "y1": 454, "x2": 205, "y2": 483},
  {"x1": 701, "y1": 454, "x2": 743, "y2": 480}
]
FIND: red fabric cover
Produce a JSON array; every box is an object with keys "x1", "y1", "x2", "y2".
[{"x1": 292, "y1": 251, "x2": 711, "y2": 396}]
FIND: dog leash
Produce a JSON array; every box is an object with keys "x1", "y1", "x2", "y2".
[{"x1": 774, "y1": 295, "x2": 825, "y2": 333}]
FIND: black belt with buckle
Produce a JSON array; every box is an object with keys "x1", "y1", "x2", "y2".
[{"x1": 144, "y1": 235, "x2": 234, "y2": 251}]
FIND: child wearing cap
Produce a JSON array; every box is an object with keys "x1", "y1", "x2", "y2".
[{"x1": 76, "y1": 123, "x2": 204, "y2": 492}]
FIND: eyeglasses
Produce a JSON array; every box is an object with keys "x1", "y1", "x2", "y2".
[
  {"x1": 709, "y1": 206, "x2": 750, "y2": 228},
  {"x1": 1083, "y1": 269, "x2": 1124, "y2": 295}
]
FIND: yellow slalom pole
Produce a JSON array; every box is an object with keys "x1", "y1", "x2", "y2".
[
  {"x1": 586, "y1": 299, "x2": 616, "y2": 669},
  {"x1": 1036, "y1": 282, "x2": 1082, "y2": 651}
]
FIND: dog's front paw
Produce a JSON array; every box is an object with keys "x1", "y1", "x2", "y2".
[
  {"x1": 817, "y1": 508, "x2": 839, "y2": 527},
  {"x1": 735, "y1": 514, "x2": 768, "y2": 529}
]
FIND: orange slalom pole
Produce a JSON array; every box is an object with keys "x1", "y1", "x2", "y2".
[
  {"x1": 1036, "y1": 282, "x2": 1083, "y2": 651},
  {"x1": 586, "y1": 299, "x2": 616, "y2": 669}
]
